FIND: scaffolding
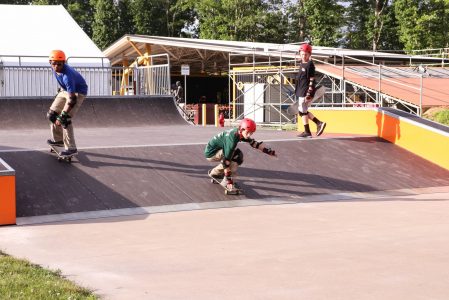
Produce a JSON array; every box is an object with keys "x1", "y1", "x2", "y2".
[{"x1": 227, "y1": 47, "x2": 444, "y2": 124}]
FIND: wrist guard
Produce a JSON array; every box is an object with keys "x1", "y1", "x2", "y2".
[
  {"x1": 250, "y1": 140, "x2": 262, "y2": 149},
  {"x1": 263, "y1": 147, "x2": 276, "y2": 156}
]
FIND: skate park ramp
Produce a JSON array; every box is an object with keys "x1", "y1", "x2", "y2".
[
  {"x1": 0, "y1": 95, "x2": 187, "y2": 130},
  {"x1": 1, "y1": 96, "x2": 449, "y2": 223}
]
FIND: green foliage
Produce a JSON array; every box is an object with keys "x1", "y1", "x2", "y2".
[
  {"x1": 345, "y1": 0, "x2": 372, "y2": 49},
  {"x1": 91, "y1": 0, "x2": 119, "y2": 50},
  {"x1": 3, "y1": 0, "x2": 449, "y2": 51},
  {"x1": 117, "y1": 0, "x2": 135, "y2": 37},
  {"x1": 130, "y1": 0, "x2": 167, "y2": 36},
  {"x1": 0, "y1": 252, "x2": 97, "y2": 299},
  {"x1": 394, "y1": 0, "x2": 449, "y2": 51},
  {"x1": 68, "y1": 1, "x2": 95, "y2": 37},
  {"x1": 303, "y1": 0, "x2": 344, "y2": 47},
  {"x1": 434, "y1": 109, "x2": 449, "y2": 125}
]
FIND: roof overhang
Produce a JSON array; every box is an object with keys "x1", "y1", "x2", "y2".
[{"x1": 103, "y1": 35, "x2": 447, "y2": 76}]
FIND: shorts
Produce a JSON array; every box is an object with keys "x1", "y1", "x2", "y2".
[{"x1": 297, "y1": 96, "x2": 312, "y2": 114}]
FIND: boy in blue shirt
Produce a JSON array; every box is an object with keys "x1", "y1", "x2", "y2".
[{"x1": 46, "y1": 50, "x2": 88, "y2": 156}]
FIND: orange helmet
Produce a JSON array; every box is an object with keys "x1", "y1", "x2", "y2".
[
  {"x1": 239, "y1": 118, "x2": 256, "y2": 133},
  {"x1": 49, "y1": 50, "x2": 66, "y2": 61},
  {"x1": 299, "y1": 43, "x2": 312, "y2": 54}
]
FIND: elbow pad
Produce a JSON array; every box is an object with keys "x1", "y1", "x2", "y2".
[{"x1": 250, "y1": 140, "x2": 262, "y2": 149}]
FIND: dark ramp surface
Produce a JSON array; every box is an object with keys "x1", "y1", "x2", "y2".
[
  {"x1": 3, "y1": 137, "x2": 449, "y2": 218},
  {"x1": 0, "y1": 95, "x2": 185, "y2": 130}
]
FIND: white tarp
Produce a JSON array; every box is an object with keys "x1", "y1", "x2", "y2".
[
  {"x1": 243, "y1": 83, "x2": 265, "y2": 123},
  {"x1": 0, "y1": 5, "x2": 111, "y2": 96},
  {"x1": 0, "y1": 4, "x2": 107, "y2": 67}
]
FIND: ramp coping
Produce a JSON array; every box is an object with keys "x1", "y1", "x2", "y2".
[{"x1": 0, "y1": 157, "x2": 15, "y2": 176}]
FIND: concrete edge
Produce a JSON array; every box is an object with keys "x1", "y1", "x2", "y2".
[{"x1": 16, "y1": 185, "x2": 449, "y2": 226}]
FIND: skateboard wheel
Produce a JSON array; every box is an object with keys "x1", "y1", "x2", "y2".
[{"x1": 225, "y1": 190, "x2": 229, "y2": 195}]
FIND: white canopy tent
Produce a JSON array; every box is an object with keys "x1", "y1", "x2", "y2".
[
  {"x1": 0, "y1": 4, "x2": 107, "y2": 67},
  {"x1": 0, "y1": 5, "x2": 110, "y2": 96}
]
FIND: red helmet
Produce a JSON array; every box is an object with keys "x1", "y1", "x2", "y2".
[
  {"x1": 239, "y1": 118, "x2": 256, "y2": 133},
  {"x1": 49, "y1": 50, "x2": 66, "y2": 61},
  {"x1": 299, "y1": 43, "x2": 312, "y2": 54}
]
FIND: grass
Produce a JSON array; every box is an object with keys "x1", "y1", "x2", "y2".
[
  {"x1": 423, "y1": 107, "x2": 449, "y2": 126},
  {"x1": 433, "y1": 110, "x2": 449, "y2": 126},
  {"x1": 0, "y1": 251, "x2": 98, "y2": 300}
]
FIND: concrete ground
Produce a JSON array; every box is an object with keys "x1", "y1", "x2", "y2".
[
  {"x1": 1, "y1": 186, "x2": 449, "y2": 300},
  {"x1": 2, "y1": 97, "x2": 449, "y2": 299}
]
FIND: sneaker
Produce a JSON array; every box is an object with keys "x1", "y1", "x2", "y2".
[
  {"x1": 297, "y1": 131, "x2": 312, "y2": 138},
  {"x1": 316, "y1": 122, "x2": 327, "y2": 136},
  {"x1": 47, "y1": 139, "x2": 64, "y2": 146},
  {"x1": 60, "y1": 149, "x2": 78, "y2": 156},
  {"x1": 220, "y1": 177, "x2": 231, "y2": 188}
]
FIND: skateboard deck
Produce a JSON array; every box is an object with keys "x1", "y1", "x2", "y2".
[
  {"x1": 208, "y1": 170, "x2": 242, "y2": 195},
  {"x1": 287, "y1": 85, "x2": 326, "y2": 116},
  {"x1": 49, "y1": 144, "x2": 76, "y2": 163}
]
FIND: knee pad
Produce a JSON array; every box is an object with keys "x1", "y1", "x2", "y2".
[
  {"x1": 46, "y1": 110, "x2": 58, "y2": 124},
  {"x1": 221, "y1": 158, "x2": 231, "y2": 169},
  {"x1": 298, "y1": 111, "x2": 308, "y2": 116},
  {"x1": 231, "y1": 148, "x2": 244, "y2": 165}
]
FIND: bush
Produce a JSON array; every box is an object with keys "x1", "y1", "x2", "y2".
[{"x1": 434, "y1": 110, "x2": 449, "y2": 126}]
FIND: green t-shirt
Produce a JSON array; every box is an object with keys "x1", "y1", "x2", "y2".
[{"x1": 204, "y1": 128, "x2": 253, "y2": 160}]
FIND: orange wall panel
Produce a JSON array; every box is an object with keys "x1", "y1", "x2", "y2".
[
  {"x1": 306, "y1": 108, "x2": 449, "y2": 171},
  {"x1": 0, "y1": 175, "x2": 16, "y2": 225}
]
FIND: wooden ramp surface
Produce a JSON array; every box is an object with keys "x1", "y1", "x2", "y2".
[
  {"x1": 2, "y1": 136, "x2": 449, "y2": 218},
  {"x1": 1, "y1": 96, "x2": 448, "y2": 219}
]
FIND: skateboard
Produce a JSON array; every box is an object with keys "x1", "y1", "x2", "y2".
[
  {"x1": 208, "y1": 170, "x2": 243, "y2": 195},
  {"x1": 287, "y1": 85, "x2": 326, "y2": 116},
  {"x1": 49, "y1": 144, "x2": 76, "y2": 163}
]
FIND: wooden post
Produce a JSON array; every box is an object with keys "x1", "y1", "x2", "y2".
[
  {"x1": 202, "y1": 104, "x2": 207, "y2": 126},
  {"x1": 214, "y1": 104, "x2": 219, "y2": 127}
]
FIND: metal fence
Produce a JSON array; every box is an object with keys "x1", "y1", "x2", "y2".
[{"x1": 0, "y1": 54, "x2": 171, "y2": 97}]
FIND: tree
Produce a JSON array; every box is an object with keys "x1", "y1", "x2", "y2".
[
  {"x1": 369, "y1": 0, "x2": 388, "y2": 51},
  {"x1": 91, "y1": 0, "x2": 119, "y2": 50},
  {"x1": 68, "y1": 1, "x2": 95, "y2": 37},
  {"x1": 258, "y1": 0, "x2": 289, "y2": 43},
  {"x1": 116, "y1": 0, "x2": 135, "y2": 38},
  {"x1": 371, "y1": 2, "x2": 402, "y2": 50},
  {"x1": 394, "y1": 0, "x2": 449, "y2": 51},
  {"x1": 302, "y1": 0, "x2": 344, "y2": 46},
  {"x1": 345, "y1": 0, "x2": 371, "y2": 49},
  {"x1": 287, "y1": 0, "x2": 306, "y2": 42},
  {"x1": 131, "y1": 0, "x2": 167, "y2": 36}
]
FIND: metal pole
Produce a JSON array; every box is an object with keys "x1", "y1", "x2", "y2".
[
  {"x1": 419, "y1": 74, "x2": 423, "y2": 116},
  {"x1": 378, "y1": 64, "x2": 382, "y2": 105},
  {"x1": 184, "y1": 74, "x2": 187, "y2": 107}
]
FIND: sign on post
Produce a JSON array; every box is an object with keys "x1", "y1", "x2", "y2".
[
  {"x1": 181, "y1": 64, "x2": 190, "y2": 76},
  {"x1": 181, "y1": 65, "x2": 189, "y2": 106}
]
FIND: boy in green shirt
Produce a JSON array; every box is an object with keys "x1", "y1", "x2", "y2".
[{"x1": 205, "y1": 118, "x2": 276, "y2": 190}]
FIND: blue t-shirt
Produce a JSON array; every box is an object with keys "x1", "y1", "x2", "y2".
[{"x1": 53, "y1": 64, "x2": 88, "y2": 95}]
